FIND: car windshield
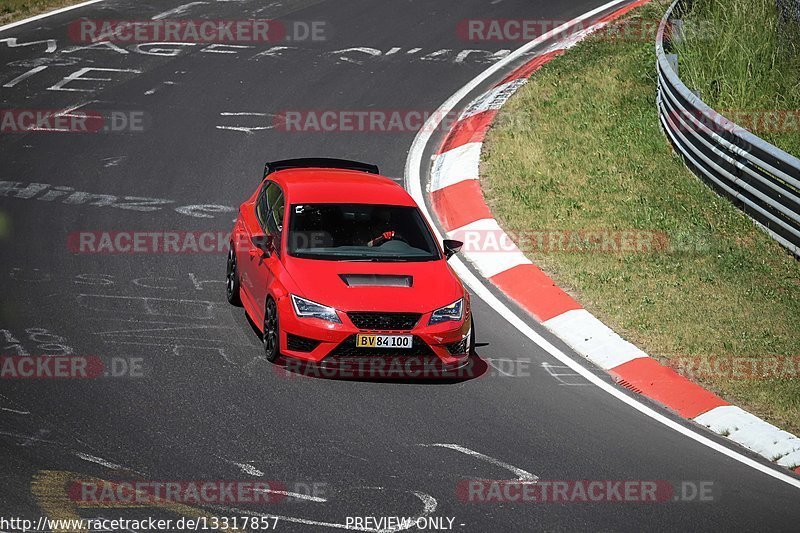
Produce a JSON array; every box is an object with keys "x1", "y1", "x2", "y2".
[{"x1": 288, "y1": 203, "x2": 441, "y2": 261}]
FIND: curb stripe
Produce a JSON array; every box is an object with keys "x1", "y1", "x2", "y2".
[
  {"x1": 438, "y1": 110, "x2": 497, "y2": 154},
  {"x1": 459, "y1": 79, "x2": 528, "y2": 120},
  {"x1": 695, "y1": 406, "x2": 800, "y2": 465},
  {"x1": 431, "y1": 181, "x2": 493, "y2": 231},
  {"x1": 498, "y1": 49, "x2": 565, "y2": 85},
  {"x1": 430, "y1": 142, "x2": 481, "y2": 192},
  {"x1": 608, "y1": 358, "x2": 729, "y2": 419},
  {"x1": 543, "y1": 309, "x2": 649, "y2": 370},
  {"x1": 452, "y1": 219, "x2": 533, "y2": 278},
  {"x1": 489, "y1": 264, "x2": 582, "y2": 322},
  {"x1": 461, "y1": 249, "x2": 532, "y2": 279}
]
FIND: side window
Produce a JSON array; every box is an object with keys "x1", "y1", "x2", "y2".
[
  {"x1": 264, "y1": 186, "x2": 284, "y2": 256},
  {"x1": 256, "y1": 182, "x2": 271, "y2": 227},
  {"x1": 265, "y1": 182, "x2": 281, "y2": 216},
  {"x1": 270, "y1": 193, "x2": 285, "y2": 233}
]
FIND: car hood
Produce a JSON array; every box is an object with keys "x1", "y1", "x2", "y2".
[{"x1": 283, "y1": 256, "x2": 464, "y2": 313}]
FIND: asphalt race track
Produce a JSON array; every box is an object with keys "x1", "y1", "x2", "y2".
[{"x1": 1, "y1": 1, "x2": 799, "y2": 531}]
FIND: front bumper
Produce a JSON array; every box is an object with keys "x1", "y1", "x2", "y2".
[{"x1": 276, "y1": 295, "x2": 472, "y2": 369}]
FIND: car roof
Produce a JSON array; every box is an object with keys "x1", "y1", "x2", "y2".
[{"x1": 267, "y1": 167, "x2": 417, "y2": 206}]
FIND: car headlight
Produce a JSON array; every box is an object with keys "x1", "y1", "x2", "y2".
[
  {"x1": 290, "y1": 294, "x2": 341, "y2": 323},
  {"x1": 429, "y1": 298, "x2": 463, "y2": 325}
]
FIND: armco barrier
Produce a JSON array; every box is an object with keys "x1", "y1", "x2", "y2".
[{"x1": 656, "y1": 0, "x2": 800, "y2": 257}]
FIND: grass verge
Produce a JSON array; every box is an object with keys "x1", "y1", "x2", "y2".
[
  {"x1": 0, "y1": 0, "x2": 88, "y2": 26},
  {"x1": 482, "y1": 0, "x2": 800, "y2": 433}
]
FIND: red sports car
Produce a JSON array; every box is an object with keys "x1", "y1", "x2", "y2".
[{"x1": 226, "y1": 158, "x2": 473, "y2": 373}]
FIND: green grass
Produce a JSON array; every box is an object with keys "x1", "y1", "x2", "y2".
[
  {"x1": 672, "y1": 0, "x2": 800, "y2": 156},
  {"x1": 0, "y1": 0, "x2": 86, "y2": 24},
  {"x1": 482, "y1": 0, "x2": 800, "y2": 434}
]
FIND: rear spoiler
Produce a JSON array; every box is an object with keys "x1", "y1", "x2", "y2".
[{"x1": 263, "y1": 158, "x2": 379, "y2": 180}]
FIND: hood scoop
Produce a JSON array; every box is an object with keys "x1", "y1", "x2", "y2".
[{"x1": 339, "y1": 274, "x2": 412, "y2": 288}]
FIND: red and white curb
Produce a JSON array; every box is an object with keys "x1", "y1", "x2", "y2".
[{"x1": 427, "y1": 0, "x2": 800, "y2": 474}]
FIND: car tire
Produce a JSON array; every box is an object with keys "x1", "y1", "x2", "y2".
[
  {"x1": 226, "y1": 247, "x2": 241, "y2": 305},
  {"x1": 263, "y1": 297, "x2": 281, "y2": 362}
]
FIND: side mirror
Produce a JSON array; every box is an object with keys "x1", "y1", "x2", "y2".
[
  {"x1": 250, "y1": 233, "x2": 274, "y2": 257},
  {"x1": 442, "y1": 239, "x2": 463, "y2": 260}
]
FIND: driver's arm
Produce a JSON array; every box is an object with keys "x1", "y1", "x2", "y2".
[{"x1": 367, "y1": 230, "x2": 395, "y2": 247}]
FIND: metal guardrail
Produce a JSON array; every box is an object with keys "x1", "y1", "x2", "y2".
[{"x1": 656, "y1": 0, "x2": 800, "y2": 257}]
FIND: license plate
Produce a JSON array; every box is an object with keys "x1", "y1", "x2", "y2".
[{"x1": 356, "y1": 334, "x2": 413, "y2": 349}]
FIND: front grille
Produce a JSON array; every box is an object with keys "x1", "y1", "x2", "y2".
[
  {"x1": 347, "y1": 312, "x2": 421, "y2": 331},
  {"x1": 286, "y1": 334, "x2": 320, "y2": 353},
  {"x1": 330, "y1": 335, "x2": 434, "y2": 357}
]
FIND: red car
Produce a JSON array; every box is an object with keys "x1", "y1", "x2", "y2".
[{"x1": 226, "y1": 158, "x2": 473, "y2": 373}]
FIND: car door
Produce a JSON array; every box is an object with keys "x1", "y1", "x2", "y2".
[
  {"x1": 236, "y1": 181, "x2": 271, "y2": 319},
  {"x1": 243, "y1": 181, "x2": 285, "y2": 326}
]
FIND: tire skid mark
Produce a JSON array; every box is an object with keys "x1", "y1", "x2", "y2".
[{"x1": 419, "y1": 443, "x2": 537, "y2": 482}]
